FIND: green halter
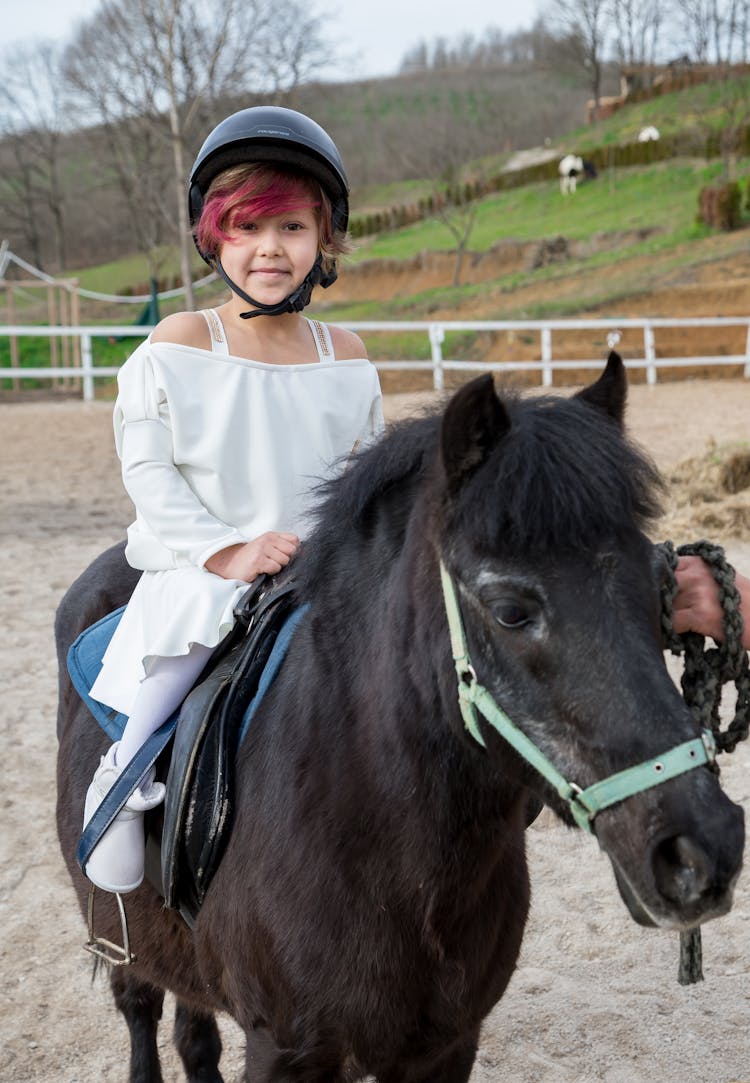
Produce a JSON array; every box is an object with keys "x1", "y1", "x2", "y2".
[{"x1": 439, "y1": 561, "x2": 716, "y2": 834}]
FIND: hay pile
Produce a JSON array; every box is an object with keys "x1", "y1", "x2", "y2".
[{"x1": 657, "y1": 441, "x2": 750, "y2": 543}]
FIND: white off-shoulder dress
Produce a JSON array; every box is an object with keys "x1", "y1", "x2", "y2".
[{"x1": 89, "y1": 311, "x2": 384, "y2": 716}]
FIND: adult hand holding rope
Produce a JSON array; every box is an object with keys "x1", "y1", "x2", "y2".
[{"x1": 673, "y1": 553, "x2": 750, "y2": 648}]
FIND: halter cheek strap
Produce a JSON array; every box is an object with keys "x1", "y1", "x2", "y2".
[{"x1": 439, "y1": 561, "x2": 716, "y2": 834}]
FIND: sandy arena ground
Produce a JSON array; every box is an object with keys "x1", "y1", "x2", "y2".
[{"x1": 1, "y1": 380, "x2": 749, "y2": 1083}]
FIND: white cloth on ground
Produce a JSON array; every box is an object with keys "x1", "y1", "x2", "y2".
[{"x1": 90, "y1": 313, "x2": 384, "y2": 716}]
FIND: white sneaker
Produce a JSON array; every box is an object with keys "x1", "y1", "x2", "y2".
[{"x1": 82, "y1": 742, "x2": 166, "y2": 894}]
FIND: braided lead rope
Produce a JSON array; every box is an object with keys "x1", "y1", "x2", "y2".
[
  {"x1": 660, "y1": 540, "x2": 750, "y2": 754},
  {"x1": 658, "y1": 539, "x2": 750, "y2": 983}
]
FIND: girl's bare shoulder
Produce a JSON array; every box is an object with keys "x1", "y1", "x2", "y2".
[
  {"x1": 150, "y1": 311, "x2": 210, "y2": 350},
  {"x1": 329, "y1": 324, "x2": 368, "y2": 361}
]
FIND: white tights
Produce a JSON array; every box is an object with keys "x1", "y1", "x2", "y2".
[{"x1": 115, "y1": 643, "x2": 215, "y2": 766}]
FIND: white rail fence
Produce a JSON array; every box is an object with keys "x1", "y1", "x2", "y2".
[{"x1": 2, "y1": 316, "x2": 750, "y2": 400}]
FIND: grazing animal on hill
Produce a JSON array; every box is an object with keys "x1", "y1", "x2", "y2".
[
  {"x1": 559, "y1": 154, "x2": 597, "y2": 194},
  {"x1": 56, "y1": 355, "x2": 743, "y2": 1083}
]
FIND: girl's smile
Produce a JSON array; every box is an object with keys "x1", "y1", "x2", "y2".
[{"x1": 220, "y1": 208, "x2": 320, "y2": 301}]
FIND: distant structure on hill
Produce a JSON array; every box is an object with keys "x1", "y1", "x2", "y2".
[{"x1": 585, "y1": 61, "x2": 750, "y2": 123}]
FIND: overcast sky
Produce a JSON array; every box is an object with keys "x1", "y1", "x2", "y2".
[{"x1": 2, "y1": 0, "x2": 538, "y2": 81}]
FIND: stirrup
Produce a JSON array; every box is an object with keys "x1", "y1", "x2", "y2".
[{"x1": 83, "y1": 883, "x2": 136, "y2": 966}]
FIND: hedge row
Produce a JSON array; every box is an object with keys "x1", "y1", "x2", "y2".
[{"x1": 348, "y1": 124, "x2": 750, "y2": 240}]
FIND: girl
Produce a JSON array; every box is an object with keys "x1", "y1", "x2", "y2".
[{"x1": 83, "y1": 106, "x2": 384, "y2": 894}]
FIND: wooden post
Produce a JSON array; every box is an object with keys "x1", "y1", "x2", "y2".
[
  {"x1": 59, "y1": 285, "x2": 70, "y2": 387},
  {"x1": 70, "y1": 280, "x2": 81, "y2": 390},
  {"x1": 47, "y1": 284, "x2": 59, "y2": 385},
  {"x1": 7, "y1": 287, "x2": 20, "y2": 391}
]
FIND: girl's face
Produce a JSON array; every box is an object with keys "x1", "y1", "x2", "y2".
[{"x1": 219, "y1": 206, "x2": 320, "y2": 307}]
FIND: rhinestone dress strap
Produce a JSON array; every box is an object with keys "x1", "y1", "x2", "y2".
[
  {"x1": 201, "y1": 309, "x2": 230, "y2": 356},
  {"x1": 307, "y1": 319, "x2": 335, "y2": 362}
]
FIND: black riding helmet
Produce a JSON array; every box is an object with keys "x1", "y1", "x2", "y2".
[{"x1": 188, "y1": 106, "x2": 349, "y2": 319}]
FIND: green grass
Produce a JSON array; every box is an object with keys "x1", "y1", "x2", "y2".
[
  {"x1": 571, "y1": 73, "x2": 750, "y2": 150},
  {"x1": 348, "y1": 158, "x2": 744, "y2": 263},
  {"x1": 0, "y1": 330, "x2": 145, "y2": 392},
  {"x1": 70, "y1": 247, "x2": 205, "y2": 296},
  {"x1": 319, "y1": 156, "x2": 750, "y2": 328}
]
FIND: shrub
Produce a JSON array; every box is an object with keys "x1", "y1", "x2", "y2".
[{"x1": 697, "y1": 182, "x2": 742, "y2": 229}]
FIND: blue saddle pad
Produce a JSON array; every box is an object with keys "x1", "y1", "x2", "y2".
[
  {"x1": 67, "y1": 604, "x2": 307, "y2": 745},
  {"x1": 67, "y1": 606, "x2": 129, "y2": 741}
]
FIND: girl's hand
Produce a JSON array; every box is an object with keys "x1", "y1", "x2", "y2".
[
  {"x1": 204, "y1": 532, "x2": 300, "y2": 583},
  {"x1": 673, "y1": 555, "x2": 750, "y2": 648}
]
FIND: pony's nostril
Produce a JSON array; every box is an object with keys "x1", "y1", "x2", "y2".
[{"x1": 653, "y1": 835, "x2": 712, "y2": 905}]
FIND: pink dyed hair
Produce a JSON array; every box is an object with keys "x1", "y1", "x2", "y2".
[{"x1": 196, "y1": 163, "x2": 347, "y2": 267}]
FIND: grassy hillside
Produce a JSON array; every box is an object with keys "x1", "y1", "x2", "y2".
[
  {"x1": 61, "y1": 151, "x2": 749, "y2": 330},
  {"x1": 4, "y1": 71, "x2": 749, "y2": 387},
  {"x1": 570, "y1": 73, "x2": 750, "y2": 150},
  {"x1": 352, "y1": 160, "x2": 732, "y2": 261}
]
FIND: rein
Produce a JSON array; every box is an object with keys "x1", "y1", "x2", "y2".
[{"x1": 439, "y1": 560, "x2": 716, "y2": 834}]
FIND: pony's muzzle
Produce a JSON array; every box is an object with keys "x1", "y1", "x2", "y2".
[
  {"x1": 649, "y1": 804, "x2": 744, "y2": 925},
  {"x1": 602, "y1": 790, "x2": 744, "y2": 930},
  {"x1": 652, "y1": 835, "x2": 716, "y2": 907}
]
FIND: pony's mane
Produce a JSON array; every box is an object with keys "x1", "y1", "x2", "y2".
[{"x1": 299, "y1": 390, "x2": 663, "y2": 591}]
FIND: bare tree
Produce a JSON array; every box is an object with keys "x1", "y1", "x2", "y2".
[
  {"x1": 611, "y1": 0, "x2": 664, "y2": 65},
  {"x1": 676, "y1": 0, "x2": 718, "y2": 58},
  {"x1": 390, "y1": 108, "x2": 496, "y2": 286},
  {"x1": 399, "y1": 41, "x2": 430, "y2": 73},
  {"x1": 672, "y1": 0, "x2": 750, "y2": 59},
  {"x1": 262, "y1": 4, "x2": 337, "y2": 103},
  {"x1": 433, "y1": 191, "x2": 478, "y2": 288},
  {"x1": 0, "y1": 42, "x2": 70, "y2": 270},
  {"x1": 548, "y1": 0, "x2": 612, "y2": 116},
  {"x1": 717, "y1": 74, "x2": 750, "y2": 178},
  {"x1": 0, "y1": 137, "x2": 44, "y2": 268},
  {"x1": 63, "y1": 45, "x2": 173, "y2": 280},
  {"x1": 63, "y1": 0, "x2": 335, "y2": 307}
]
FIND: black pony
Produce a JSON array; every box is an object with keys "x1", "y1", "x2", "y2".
[{"x1": 56, "y1": 355, "x2": 744, "y2": 1082}]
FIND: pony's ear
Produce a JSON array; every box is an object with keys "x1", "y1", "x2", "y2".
[
  {"x1": 441, "y1": 374, "x2": 511, "y2": 494},
  {"x1": 575, "y1": 351, "x2": 627, "y2": 427}
]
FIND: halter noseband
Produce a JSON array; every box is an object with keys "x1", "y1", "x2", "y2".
[{"x1": 439, "y1": 561, "x2": 716, "y2": 834}]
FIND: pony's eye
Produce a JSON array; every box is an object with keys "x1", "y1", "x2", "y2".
[{"x1": 496, "y1": 603, "x2": 530, "y2": 629}]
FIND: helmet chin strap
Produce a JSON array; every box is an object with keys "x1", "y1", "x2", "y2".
[{"x1": 211, "y1": 255, "x2": 337, "y2": 319}]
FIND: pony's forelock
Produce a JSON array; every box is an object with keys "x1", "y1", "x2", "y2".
[{"x1": 459, "y1": 394, "x2": 664, "y2": 554}]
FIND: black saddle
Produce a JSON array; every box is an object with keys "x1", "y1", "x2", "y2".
[{"x1": 146, "y1": 572, "x2": 298, "y2": 927}]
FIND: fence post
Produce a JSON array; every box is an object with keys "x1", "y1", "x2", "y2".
[
  {"x1": 429, "y1": 324, "x2": 445, "y2": 391},
  {"x1": 644, "y1": 323, "x2": 657, "y2": 385},
  {"x1": 81, "y1": 333, "x2": 94, "y2": 401},
  {"x1": 541, "y1": 327, "x2": 553, "y2": 387},
  {"x1": 744, "y1": 324, "x2": 750, "y2": 380}
]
